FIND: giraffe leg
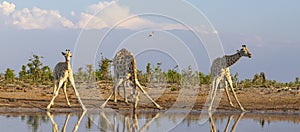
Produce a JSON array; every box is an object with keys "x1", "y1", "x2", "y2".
[
  {"x1": 209, "y1": 78, "x2": 220, "y2": 112},
  {"x1": 133, "y1": 92, "x2": 140, "y2": 112},
  {"x1": 139, "y1": 113, "x2": 160, "y2": 132},
  {"x1": 100, "y1": 111, "x2": 113, "y2": 129},
  {"x1": 100, "y1": 79, "x2": 123, "y2": 109},
  {"x1": 62, "y1": 113, "x2": 71, "y2": 132},
  {"x1": 100, "y1": 92, "x2": 114, "y2": 109},
  {"x1": 209, "y1": 112, "x2": 216, "y2": 132},
  {"x1": 53, "y1": 80, "x2": 58, "y2": 96},
  {"x1": 114, "y1": 79, "x2": 123, "y2": 103},
  {"x1": 62, "y1": 82, "x2": 71, "y2": 107},
  {"x1": 226, "y1": 78, "x2": 245, "y2": 111},
  {"x1": 230, "y1": 112, "x2": 245, "y2": 132},
  {"x1": 46, "y1": 112, "x2": 59, "y2": 132},
  {"x1": 224, "y1": 115, "x2": 233, "y2": 132},
  {"x1": 206, "y1": 79, "x2": 214, "y2": 111},
  {"x1": 73, "y1": 110, "x2": 87, "y2": 132},
  {"x1": 224, "y1": 81, "x2": 234, "y2": 107},
  {"x1": 51, "y1": 80, "x2": 58, "y2": 106},
  {"x1": 209, "y1": 78, "x2": 215, "y2": 99},
  {"x1": 47, "y1": 77, "x2": 66, "y2": 110},
  {"x1": 123, "y1": 80, "x2": 128, "y2": 104},
  {"x1": 136, "y1": 79, "x2": 162, "y2": 109},
  {"x1": 69, "y1": 75, "x2": 86, "y2": 110}
]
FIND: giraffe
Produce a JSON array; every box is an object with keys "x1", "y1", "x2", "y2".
[
  {"x1": 208, "y1": 45, "x2": 252, "y2": 111},
  {"x1": 47, "y1": 49, "x2": 86, "y2": 111},
  {"x1": 100, "y1": 48, "x2": 162, "y2": 109}
]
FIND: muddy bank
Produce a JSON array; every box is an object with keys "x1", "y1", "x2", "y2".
[{"x1": 0, "y1": 83, "x2": 299, "y2": 113}]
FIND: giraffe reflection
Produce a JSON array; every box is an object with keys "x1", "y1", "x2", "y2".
[
  {"x1": 209, "y1": 112, "x2": 245, "y2": 132},
  {"x1": 97, "y1": 111, "x2": 160, "y2": 132},
  {"x1": 46, "y1": 110, "x2": 86, "y2": 132}
]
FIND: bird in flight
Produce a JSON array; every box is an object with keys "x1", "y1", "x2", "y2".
[{"x1": 148, "y1": 31, "x2": 154, "y2": 37}]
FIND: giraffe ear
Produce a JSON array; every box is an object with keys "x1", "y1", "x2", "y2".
[{"x1": 62, "y1": 52, "x2": 66, "y2": 55}]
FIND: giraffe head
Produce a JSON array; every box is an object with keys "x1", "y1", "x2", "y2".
[
  {"x1": 62, "y1": 49, "x2": 72, "y2": 62},
  {"x1": 238, "y1": 45, "x2": 252, "y2": 58}
]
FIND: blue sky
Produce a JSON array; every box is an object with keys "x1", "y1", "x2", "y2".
[{"x1": 0, "y1": 0, "x2": 299, "y2": 82}]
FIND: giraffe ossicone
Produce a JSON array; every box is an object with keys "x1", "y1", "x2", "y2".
[
  {"x1": 208, "y1": 45, "x2": 252, "y2": 112},
  {"x1": 100, "y1": 48, "x2": 162, "y2": 110},
  {"x1": 47, "y1": 49, "x2": 86, "y2": 111}
]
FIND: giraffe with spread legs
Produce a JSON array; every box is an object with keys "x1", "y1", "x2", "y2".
[
  {"x1": 209, "y1": 45, "x2": 252, "y2": 111},
  {"x1": 100, "y1": 48, "x2": 162, "y2": 109},
  {"x1": 47, "y1": 49, "x2": 86, "y2": 111}
]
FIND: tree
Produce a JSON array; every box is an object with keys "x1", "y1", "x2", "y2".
[
  {"x1": 198, "y1": 72, "x2": 210, "y2": 85},
  {"x1": 4, "y1": 68, "x2": 15, "y2": 82},
  {"x1": 27, "y1": 54, "x2": 44, "y2": 81},
  {"x1": 41, "y1": 66, "x2": 52, "y2": 82},
  {"x1": 146, "y1": 62, "x2": 151, "y2": 83},
  {"x1": 75, "y1": 67, "x2": 84, "y2": 81},
  {"x1": 181, "y1": 66, "x2": 198, "y2": 87},
  {"x1": 152, "y1": 62, "x2": 164, "y2": 84},
  {"x1": 86, "y1": 64, "x2": 94, "y2": 82},
  {"x1": 252, "y1": 74, "x2": 260, "y2": 85},
  {"x1": 259, "y1": 72, "x2": 266, "y2": 84},
  {"x1": 96, "y1": 56, "x2": 112, "y2": 81},
  {"x1": 240, "y1": 79, "x2": 253, "y2": 88},
  {"x1": 295, "y1": 77, "x2": 299, "y2": 88},
  {"x1": 166, "y1": 65, "x2": 181, "y2": 84},
  {"x1": 137, "y1": 70, "x2": 147, "y2": 84},
  {"x1": 19, "y1": 65, "x2": 27, "y2": 81}
]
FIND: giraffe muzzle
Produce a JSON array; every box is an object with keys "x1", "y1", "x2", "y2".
[{"x1": 248, "y1": 54, "x2": 252, "y2": 58}]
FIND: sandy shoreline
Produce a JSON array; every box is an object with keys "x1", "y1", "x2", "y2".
[{"x1": 0, "y1": 83, "x2": 299, "y2": 113}]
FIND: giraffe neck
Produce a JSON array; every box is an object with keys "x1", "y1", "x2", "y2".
[
  {"x1": 66, "y1": 60, "x2": 72, "y2": 72},
  {"x1": 225, "y1": 52, "x2": 242, "y2": 67}
]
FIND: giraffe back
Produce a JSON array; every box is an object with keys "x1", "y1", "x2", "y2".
[
  {"x1": 53, "y1": 62, "x2": 68, "y2": 80},
  {"x1": 211, "y1": 57, "x2": 227, "y2": 77},
  {"x1": 113, "y1": 48, "x2": 135, "y2": 83}
]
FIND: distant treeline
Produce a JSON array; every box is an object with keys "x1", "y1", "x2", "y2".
[{"x1": 0, "y1": 53, "x2": 299, "y2": 89}]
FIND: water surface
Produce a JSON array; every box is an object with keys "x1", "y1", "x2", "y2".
[{"x1": 0, "y1": 111, "x2": 299, "y2": 132}]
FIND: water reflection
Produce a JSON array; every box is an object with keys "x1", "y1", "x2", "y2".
[
  {"x1": 20, "y1": 114, "x2": 49, "y2": 132},
  {"x1": 94, "y1": 111, "x2": 160, "y2": 132},
  {"x1": 209, "y1": 112, "x2": 245, "y2": 132},
  {"x1": 46, "y1": 110, "x2": 86, "y2": 132},
  {"x1": 1, "y1": 111, "x2": 300, "y2": 132}
]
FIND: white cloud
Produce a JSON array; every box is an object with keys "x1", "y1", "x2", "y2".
[
  {"x1": 0, "y1": 1, "x2": 74, "y2": 29},
  {"x1": 77, "y1": 1, "x2": 189, "y2": 30},
  {"x1": 86, "y1": 1, "x2": 116, "y2": 14},
  {"x1": 76, "y1": 1, "x2": 131, "y2": 29},
  {"x1": 0, "y1": 0, "x2": 215, "y2": 32},
  {"x1": 0, "y1": 1, "x2": 15, "y2": 16},
  {"x1": 77, "y1": 12, "x2": 108, "y2": 29},
  {"x1": 11, "y1": 7, "x2": 74, "y2": 29}
]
